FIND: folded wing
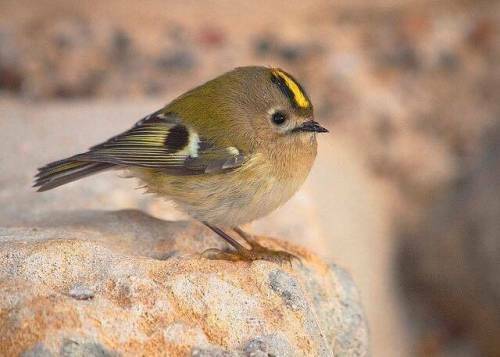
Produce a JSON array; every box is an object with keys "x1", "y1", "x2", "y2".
[{"x1": 34, "y1": 111, "x2": 246, "y2": 191}]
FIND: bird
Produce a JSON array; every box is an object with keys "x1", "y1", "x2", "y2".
[{"x1": 34, "y1": 66, "x2": 328, "y2": 262}]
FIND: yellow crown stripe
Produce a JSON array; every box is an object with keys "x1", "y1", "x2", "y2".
[{"x1": 273, "y1": 69, "x2": 310, "y2": 109}]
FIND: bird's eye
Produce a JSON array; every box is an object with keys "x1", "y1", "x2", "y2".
[{"x1": 271, "y1": 111, "x2": 287, "y2": 125}]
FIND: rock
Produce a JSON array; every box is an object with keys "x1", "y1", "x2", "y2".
[
  {"x1": 398, "y1": 123, "x2": 500, "y2": 356},
  {"x1": 68, "y1": 284, "x2": 95, "y2": 301},
  {"x1": 0, "y1": 209, "x2": 369, "y2": 356}
]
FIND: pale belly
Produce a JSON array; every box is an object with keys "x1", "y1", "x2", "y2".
[{"x1": 132, "y1": 151, "x2": 315, "y2": 227}]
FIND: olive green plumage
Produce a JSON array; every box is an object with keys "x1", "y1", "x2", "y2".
[{"x1": 35, "y1": 66, "x2": 328, "y2": 261}]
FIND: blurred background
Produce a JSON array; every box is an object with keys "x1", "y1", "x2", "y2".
[{"x1": 1, "y1": 0, "x2": 499, "y2": 356}]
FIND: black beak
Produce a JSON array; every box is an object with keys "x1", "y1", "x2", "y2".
[{"x1": 293, "y1": 120, "x2": 329, "y2": 133}]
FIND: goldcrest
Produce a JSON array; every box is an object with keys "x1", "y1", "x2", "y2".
[{"x1": 35, "y1": 66, "x2": 328, "y2": 262}]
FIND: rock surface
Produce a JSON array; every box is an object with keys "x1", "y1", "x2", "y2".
[{"x1": 0, "y1": 209, "x2": 368, "y2": 356}]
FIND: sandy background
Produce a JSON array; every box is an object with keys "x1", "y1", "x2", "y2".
[{"x1": 1, "y1": 1, "x2": 499, "y2": 356}]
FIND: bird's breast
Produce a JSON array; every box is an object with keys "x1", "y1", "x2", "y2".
[{"x1": 132, "y1": 137, "x2": 317, "y2": 226}]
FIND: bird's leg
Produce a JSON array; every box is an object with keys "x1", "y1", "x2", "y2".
[
  {"x1": 202, "y1": 222, "x2": 299, "y2": 264},
  {"x1": 232, "y1": 226, "x2": 254, "y2": 244}
]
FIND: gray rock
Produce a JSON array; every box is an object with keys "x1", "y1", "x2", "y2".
[
  {"x1": 0, "y1": 210, "x2": 369, "y2": 356},
  {"x1": 243, "y1": 334, "x2": 294, "y2": 356},
  {"x1": 61, "y1": 339, "x2": 117, "y2": 357},
  {"x1": 268, "y1": 269, "x2": 307, "y2": 311},
  {"x1": 191, "y1": 348, "x2": 239, "y2": 357},
  {"x1": 21, "y1": 343, "x2": 54, "y2": 357},
  {"x1": 68, "y1": 284, "x2": 95, "y2": 300}
]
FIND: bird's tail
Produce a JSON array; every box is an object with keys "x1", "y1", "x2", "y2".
[{"x1": 34, "y1": 156, "x2": 113, "y2": 192}]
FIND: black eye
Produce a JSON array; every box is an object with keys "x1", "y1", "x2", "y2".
[{"x1": 271, "y1": 111, "x2": 287, "y2": 125}]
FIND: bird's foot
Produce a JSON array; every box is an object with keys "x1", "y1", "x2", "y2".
[
  {"x1": 202, "y1": 223, "x2": 300, "y2": 265},
  {"x1": 202, "y1": 239, "x2": 300, "y2": 265}
]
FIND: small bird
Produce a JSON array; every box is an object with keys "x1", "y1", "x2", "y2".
[{"x1": 34, "y1": 66, "x2": 328, "y2": 262}]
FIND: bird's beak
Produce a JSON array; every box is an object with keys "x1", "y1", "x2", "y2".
[{"x1": 293, "y1": 120, "x2": 329, "y2": 133}]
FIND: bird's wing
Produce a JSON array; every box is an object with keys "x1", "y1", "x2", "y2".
[{"x1": 77, "y1": 111, "x2": 246, "y2": 175}]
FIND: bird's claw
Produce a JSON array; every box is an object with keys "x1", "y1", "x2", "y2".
[{"x1": 202, "y1": 243, "x2": 301, "y2": 266}]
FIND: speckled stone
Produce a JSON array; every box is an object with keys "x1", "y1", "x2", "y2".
[{"x1": 0, "y1": 210, "x2": 369, "y2": 356}]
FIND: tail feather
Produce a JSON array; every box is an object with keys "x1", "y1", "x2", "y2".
[{"x1": 34, "y1": 158, "x2": 113, "y2": 192}]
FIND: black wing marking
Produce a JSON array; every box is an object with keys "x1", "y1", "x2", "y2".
[{"x1": 78, "y1": 111, "x2": 246, "y2": 174}]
